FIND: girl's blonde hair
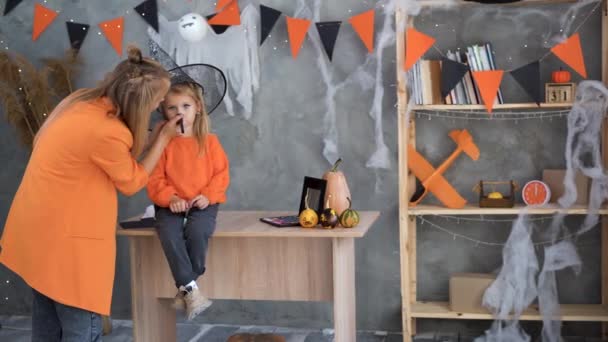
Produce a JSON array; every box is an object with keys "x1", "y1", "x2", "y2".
[
  {"x1": 164, "y1": 82, "x2": 210, "y2": 155},
  {"x1": 35, "y1": 45, "x2": 170, "y2": 157}
]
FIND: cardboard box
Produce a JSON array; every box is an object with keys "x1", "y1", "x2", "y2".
[
  {"x1": 542, "y1": 169, "x2": 589, "y2": 205},
  {"x1": 449, "y1": 273, "x2": 495, "y2": 313}
]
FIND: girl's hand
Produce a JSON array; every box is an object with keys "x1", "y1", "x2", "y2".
[
  {"x1": 190, "y1": 195, "x2": 209, "y2": 209},
  {"x1": 158, "y1": 115, "x2": 183, "y2": 143},
  {"x1": 169, "y1": 195, "x2": 189, "y2": 213}
]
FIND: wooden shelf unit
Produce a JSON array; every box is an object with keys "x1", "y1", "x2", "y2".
[{"x1": 396, "y1": 1, "x2": 608, "y2": 341}]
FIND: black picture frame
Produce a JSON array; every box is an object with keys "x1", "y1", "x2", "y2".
[{"x1": 299, "y1": 176, "x2": 327, "y2": 214}]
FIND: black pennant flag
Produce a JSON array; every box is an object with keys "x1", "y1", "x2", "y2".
[
  {"x1": 316, "y1": 21, "x2": 341, "y2": 61},
  {"x1": 510, "y1": 61, "x2": 541, "y2": 104},
  {"x1": 134, "y1": 0, "x2": 159, "y2": 33},
  {"x1": 205, "y1": 14, "x2": 230, "y2": 34},
  {"x1": 260, "y1": 5, "x2": 281, "y2": 45},
  {"x1": 3, "y1": 0, "x2": 23, "y2": 15},
  {"x1": 440, "y1": 57, "x2": 469, "y2": 98},
  {"x1": 66, "y1": 22, "x2": 90, "y2": 52}
]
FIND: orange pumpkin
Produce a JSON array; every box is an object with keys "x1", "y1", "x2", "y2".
[
  {"x1": 323, "y1": 158, "x2": 351, "y2": 216},
  {"x1": 552, "y1": 68, "x2": 571, "y2": 83}
]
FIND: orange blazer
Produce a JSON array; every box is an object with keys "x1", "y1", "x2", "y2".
[{"x1": 0, "y1": 97, "x2": 148, "y2": 315}]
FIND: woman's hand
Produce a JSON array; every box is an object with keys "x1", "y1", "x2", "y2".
[
  {"x1": 190, "y1": 195, "x2": 209, "y2": 209},
  {"x1": 169, "y1": 195, "x2": 189, "y2": 213},
  {"x1": 157, "y1": 114, "x2": 183, "y2": 143}
]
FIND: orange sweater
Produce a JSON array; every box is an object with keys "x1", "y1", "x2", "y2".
[
  {"x1": 0, "y1": 97, "x2": 148, "y2": 315},
  {"x1": 147, "y1": 134, "x2": 229, "y2": 207}
]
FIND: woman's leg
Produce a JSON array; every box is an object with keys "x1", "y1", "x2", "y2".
[
  {"x1": 31, "y1": 289, "x2": 61, "y2": 342},
  {"x1": 155, "y1": 206, "x2": 198, "y2": 287},
  {"x1": 55, "y1": 301, "x2": 102, "y2": 342},
  {"x1": 184, "y1": 204, "x2": 219, "y2": 277}
]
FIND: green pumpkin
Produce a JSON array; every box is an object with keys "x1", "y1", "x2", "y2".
[{"x1": 339, "y1": 198, "x2": 360, "y2": 228}]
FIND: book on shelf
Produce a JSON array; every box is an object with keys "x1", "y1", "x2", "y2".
[{"x1": 411, "y1": 42, "x2": 504, "y2": 106}]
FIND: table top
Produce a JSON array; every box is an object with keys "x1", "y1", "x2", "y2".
[{"x1": 117, "y1": 210, "x2": 380, "y2": 238}]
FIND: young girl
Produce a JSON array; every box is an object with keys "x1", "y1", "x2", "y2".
[{"x1": 147, "y1": 81, "x2": 230, "y2": 320}]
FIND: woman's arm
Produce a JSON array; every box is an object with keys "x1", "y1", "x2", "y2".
[{"x1": 140, "y1": 115, "x2": 182, "y2": 173}]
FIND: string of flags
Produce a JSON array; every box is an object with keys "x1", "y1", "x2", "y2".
[
  {"x1": 404, "y1": 27, "x2": 589, "y2": 113},
  {"x1": 2, "y1": 0, "x2": 376, "y2": 62}
]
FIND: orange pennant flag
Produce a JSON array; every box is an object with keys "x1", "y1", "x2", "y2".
[
  {"x1": 348, "y1": 9, "x2": 374, "y2": 53},
  {"x1": 99, "y1": 17, "x2": 124, "y2": 56},
  {"x1": 472, "y1": 70, "x2": 504, "y2": 114},
  {"x1": 286, "y1": 16, "x2": 311, "y2": 59},
  {"x1": 404, "y1": 28, "x2": 435, "y2": 71},
  {"x1": 208, "y1": 0, "x2": 241, "y2": 26},
  {"x1": 550, "y1": 33, "x2": 587, "y2": 79},
  {"x1": 32, "y1": 3, "x2": 58, "y2": 41}
]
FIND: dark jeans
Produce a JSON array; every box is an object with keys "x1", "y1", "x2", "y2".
[
  {"x1": 155, "y1": 204, "x2": 219, "y2": 288},
  {"x1": 31, "y1": 288, "x2": 102, "y2": 342}
]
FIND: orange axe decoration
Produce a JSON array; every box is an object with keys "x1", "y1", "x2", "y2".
[{"x1": 409, "y1": 129, "x2": 480, "y2": 209}]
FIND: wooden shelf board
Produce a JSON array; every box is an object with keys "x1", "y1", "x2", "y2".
[
  {"x1": 408, "y1": 204, "x2": 608, "y2": 216},
  {"x1": 413, "y1": 103, "x2": 572, "y2": 110},
  {"x1": 410, "y1": 302, "x2": 608, "y2": 322}
]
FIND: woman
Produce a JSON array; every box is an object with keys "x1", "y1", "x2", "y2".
[{"x1": 0, "y1": 45, "x2": 181, "y2": 341}]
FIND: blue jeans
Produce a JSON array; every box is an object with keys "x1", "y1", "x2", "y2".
[
  {"x1": 31, "y1": 288, "x2": 102, "y2": 342},
  {"x1": 155, "y1": 204, "x2": 219, "y2": 288}
]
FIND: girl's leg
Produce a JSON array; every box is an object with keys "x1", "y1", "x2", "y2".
[
  {"x1": 155, "y1": 206, "x2": 198, "y2": 287},
  {"x1": 31, "y1": 289, "x2": 61, "y2": 342},
  {"x1": 55, "y1": 301, "x2": 102, "y2": 342},
  {"x1": 184, "y1": 204, "x2": 219, "y2": 277}
]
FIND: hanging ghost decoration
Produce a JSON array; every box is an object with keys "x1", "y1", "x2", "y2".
[
  {"x1": 149, "y1": 5, "x2": 260, "y2": 119},
  {"x1": 177, "y1": 13, "x2": 208, "y2": 42},
  {"x1": 559, "y1": 80, "x2": 608, "y2": 233}
]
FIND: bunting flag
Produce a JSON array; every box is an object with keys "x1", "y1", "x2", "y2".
[
  {"x1": 286, "y1": 16, "x2": 311, "y2": 59},
  {"x1": 440, "y1": 57, "x2": 469, "y2": 98},
  {"x1": 32, "y1": 3, "x2": 58, "y2": 41},
  {"x1": 472, "y1": 70, "x2": 504, "y2": 113},
  {"x1": 208, "y1": 0, "x2": 241, "y2": 26},
  {"x1": 348, "y1": 9, "x2": 374, "y2": 53},
  {"x1": 510, "y1": 61, "x2": 541, "y2": 105},
  {"x1": 3, "y1": 0, "x2": 23, "y2": 15},
  {"x1": 99, "y1": 17, "x2": 125, "y2": 56},
  {"x1": 260, "y1": 5, "x2": 281, "y2": 45},
  {"x1": 66, "y1": 22, "x2": 90, "y2": 52},
  {"x1": 550, "y1": 33, "x2": 587, "y2": 79},
  {"x1": 134, "y1": 0, "x2": 158, "y2": 33},
  {"x1": 404, "y1": 28, "x2": 435, "y2": 71},
  {"x1": 316, "y1": 21, "x2": 341, "y2": 61},
  {"x1": 205, "y1": 14, "x2": 230, "y2": 34}
]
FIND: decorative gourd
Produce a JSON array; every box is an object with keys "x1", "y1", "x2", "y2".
[
  {"x1": 299, "y1": 190, "x2": 318, "y2": 228},
  {"x1": 552, "y1": 68, "x2": 571, "y2": 83},
  {"x1": 339, "y1": 198, "x2": 360, "y2": 228},
  {"x1": 319, "y1": 196, "x2": 339, "y2": 229},
  {"x1": 323, "y1": 158, "x2": 351, "y2": 216}
]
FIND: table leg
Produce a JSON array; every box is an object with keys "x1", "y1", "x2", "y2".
[
  {"x1": 332, "y1": 237, "x2": 356, "y2": 342},
  {"x1": 129, "y1": 237, "x2": 176, "y2": 342}
]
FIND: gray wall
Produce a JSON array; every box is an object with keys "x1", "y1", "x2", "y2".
[{"x1": 0, "y1": 0, "x2": 604, "y2": 338}]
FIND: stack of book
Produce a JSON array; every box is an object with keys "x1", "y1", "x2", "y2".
[{"x1": 411, "y1": 43, "x2": 504, "y2": 105}]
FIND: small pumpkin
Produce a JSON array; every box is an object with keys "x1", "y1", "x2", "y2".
[
  {"x1": 323, "y1": 158, "x2": 351, "y2": 216},
  {"x1": 552, "y1": 68, "x2": 571, "y2": 83},
  {"x1": 339, "y1": 198, "x2": 360, "y2": 228},
  {"x1": 299, "y1": 190, "x2": 318, "y2": 228},
  {"x1": 319, "y1": 196, "x2": 339, "y2": 229}
]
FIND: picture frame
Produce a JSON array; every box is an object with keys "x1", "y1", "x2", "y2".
[{"x1": 298, "y1": 176, "x2": 327, "y2": 214}]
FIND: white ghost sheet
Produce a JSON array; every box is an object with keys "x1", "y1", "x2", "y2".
[{"x1": 148, "y1": 5, "x2": 260, "y2": 119}]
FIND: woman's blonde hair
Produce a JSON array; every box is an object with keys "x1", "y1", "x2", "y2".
[
  {"x1": 163, "y1": 82, "x2": 210, "y2": 155},
  {"x1": 35, "y1": 45, "x2": 170, "y2": 157}
]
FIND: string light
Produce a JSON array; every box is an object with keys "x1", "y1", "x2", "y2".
[{"x1": 418, "y1": 216, "x2": 591, "y2": 247}]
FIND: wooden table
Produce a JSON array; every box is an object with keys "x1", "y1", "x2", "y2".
[{"x1": 117, "y1": 210, "x2": 379, "y2": 342}]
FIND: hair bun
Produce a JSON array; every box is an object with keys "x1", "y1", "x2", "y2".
[{"x1": 127, "y1": 45, "x2": 143, "y2": 64}]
